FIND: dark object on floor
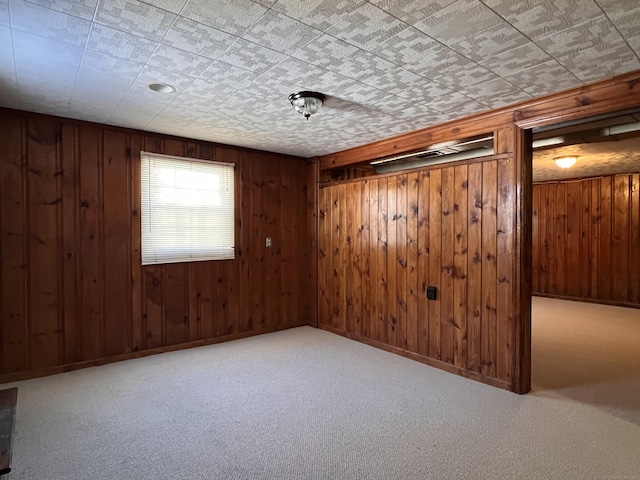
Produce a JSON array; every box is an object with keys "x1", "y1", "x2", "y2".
[{"x1": 0, "y1": 388, "x2": 17, "y2": 477}]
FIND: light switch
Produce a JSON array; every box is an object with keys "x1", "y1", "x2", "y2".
[{"x1": 265, "y1": 237, "x2": 272, "y2": 247}]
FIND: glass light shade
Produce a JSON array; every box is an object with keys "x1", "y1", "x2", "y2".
[
  {"x1": 554, "y1": 156, "x2": 577, "y2": 168},
  {"x1": 288, "y1": 91, "x2": 326, "y2": 120}
]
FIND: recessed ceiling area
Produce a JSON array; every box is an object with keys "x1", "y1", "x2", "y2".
[
  {"x1": 532, "y1": 111, "x2": 640, "y2": 182},
  {"x1": 1, "y1": 0, "x2": 640, "y2": 158}
]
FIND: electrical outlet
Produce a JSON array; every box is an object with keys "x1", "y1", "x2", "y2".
[
  {"x1": 265, "y1": 237, "x2": 272, "y2": 248},
  {"x1": 426, "y1": 286, "x2": 437, "y2": 300}
]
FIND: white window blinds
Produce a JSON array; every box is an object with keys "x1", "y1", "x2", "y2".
[{"x1": 141, "y1": 152, "x2": 235, "y2": 265}]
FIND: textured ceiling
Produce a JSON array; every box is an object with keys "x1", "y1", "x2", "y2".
[{"x1": 1, "y1": 0, "x2": 640, "y2": 158}]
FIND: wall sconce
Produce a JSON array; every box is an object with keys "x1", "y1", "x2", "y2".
[
  {"x1": 288, "y1": 91, "x2": 326, "y2": 121},
  {"x1": 554, "y1": 156, "x2": 577, "y2": 168}
]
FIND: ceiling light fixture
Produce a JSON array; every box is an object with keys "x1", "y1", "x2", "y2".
[
  {"x1": 288, "y1": 91, "x2": 326, "y2": 121},
  {"x1": 148, "y1": 82, "x2": 176, "y2": 94},
  {"x1": 554, "y1": 156, "x2": 577, "y2": 168}
]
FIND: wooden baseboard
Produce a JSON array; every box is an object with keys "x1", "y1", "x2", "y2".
[
  {"x1": 532, "y1": 293, "x2": 640, "y2": 309},
  {"x1": 318, "y1": 323, "x2": 513, "y2": 392},
  {"x1": 0, "y1": 323, "x2": 309, "y2": 384}
]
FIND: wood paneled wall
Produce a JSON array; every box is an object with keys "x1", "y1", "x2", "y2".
[
  {"x1": 318, "y1": 155, "x2": 518, "y2": 390},
  {"x1": 533, "y1": 174, "x2": 640, "y2": 306},
  {"x1": 0, "y1": 109, "x2": 316, "y2": 381}
]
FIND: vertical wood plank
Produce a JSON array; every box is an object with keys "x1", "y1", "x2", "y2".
[
  {"x1": 337, "y1": 183, "x2": 347, "y2": 332},
  {"x1": 102, "y1": 130, "x2": 130, "y2": 356},
  {"x1": 427, "y1": 170, "x2": 442, "y2": 360},
  {"x1": 599, "y1": 176, "x2": 613, "y2": 300},
  {"x1": 345, "y1": 182, "x2": 356, "y2": 334},
  {"x1": 0, "y1": 115, "x2": 29, "y2": 372},
  {"x1": 580, "y1": 181, "x2": 591, "y2": 298},
  {"x1": 368, "y1": 179, "x2": 380, "y2": 342},
  {"x1": 532, "y1": 185, "x2": 540, "y2": 293},
  {"x1": 352, "y1": 181, "x2": 363, "y2": 337},
  {"x1": 79, "y1": 127, "x2": 104, "y2": 360},
  {"x1": 453, "y1": 165, "x2": 468, "y2": 368},
  {"x1": 251, "y1": 153, "x2": 265, "y2": 329},
  {"x1": 377, "y1": 178, "x2": 388, "y2": 345},
  {"x1": 406, "y1": 172, "x2": 419, "y2": 353},
  {"x1": 612, "y1": 175, "x2": 630, "y2": 302},
  {"x1": 361, "y1": 180, "x2": 371, "y2": 339},
  {"x1": 440, "y1": 167, "x2": 455, "y2": 364},
  {"x1": 318, "y1": 187, "x2": 329, "y2": 327},
  {"x1": 386, "y1": 177, "x2": 398, "y2": 347},
  {"x1": 565, "y1": 181, "x2": 581, "y2": 298},
  {"x1": 481, "y1": 161, "x2": 497, "y2": 378},
  {"x1": 61, "y1": 125, "x2": 79, "y2": 365},
  {"x1": 28, "y1": 119, "x2": 63, "y2": 369},
  {"x1": 395, "y1": 174, "x2": 408, "y2": 350},
  {"x1": 417, "y1": 171, "x2": 430, "y2": 357},
  {"x1": 496, "y1": 158, "x2": 514, "y2": 383},
  {"x1": 590, "y1": 179, "x2": 601, "y2": 299},
  {"x1": 467, "y1": 162, "x2": 483, "y2": 373},
  {"x1": 129, "y1": 134, "x2": 144, "y2": 351}
]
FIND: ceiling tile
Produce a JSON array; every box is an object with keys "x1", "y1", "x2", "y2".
[
  {"x1": 0, "y1": 24, "x2": 14, "y2": 71},
  {"x1": 341, "y1": 82, "x2": 393, "y2": 104},
  {"x1": 415, "y1": 0, "x2": 503, "y2": 43},
  {"x1": 478, "y1": 41, "x2": 551, "y2": 76},
  {"x1": 147, "y1": 44, "x2": 213, "y2": 77},
  {"x1": 163, "y1": 17, "x2": 237, "y2": 59},
  {"x1": 395, "y1": 81, "x2": 464, "y2": 110},
  {"x1": 597, "y1": 0, "x2": 640, "y2": 55},
  {"x1": 323, "y1": 48, "x2": 395, "y2": 82},
  {"x1": 128, "y1": 65, "x2": 195, "y2": 105},
  {"x1": 447, "y1": 22, "x2": 530, "y2": 63},
  {"x1": 435, "y1": 99, "x2": 485, "y2": 118},
  {"x1": 369, "y1": 0, "x2": 459, "y2": 24},
  {"x1": 483, "y1": 0, "x2": 603, "y2": 40},
  {"x1": 0, "y1": 0, "x2": 9, "y2": 26},
  {"x1": 372, "y1": 27, "x2": 444, "y2": 65},
  {"x1": 458, "y1": 77, "x2": 530, "y2": 109},
  {"x1": 273, "y1": 0, "x2": 367, "y2": 31},
  {"x1": 502, "y1": 59, "x2": 581, "y2": 97},
  {"x1": 363, "y1": 68, "x2": 423, "y2": 95},
  {"x1": 326, "y1": 2, "x2": 408, "y2": 51},
  {"x1": 536, "y1": 15, "x2": 640, "y2": 82},
  {"x1": 181, "y1": 0, "x2": 268, "y2": 36},
  {"x1": 95, "y1": 0, "x2": 176, "y2": 42},
  {"x1": 72, "y1": 72, "x2": 133, "y2": 101},
  {"x1": 262, "y1": 57, "x2": 328, "y2": 87},
  {"x1": 179, "y1": 79, "x2": 238, "y2": 105},
  {"x1": 23, "y1": 0, "x2": 98, "y2": 20},
  {"x1": 242, "y1": 9, "x2": 322, "y2": 54},
  {"x1": 79, "y1": 49, "x2": 143, "y2": 81},
  {"x1": 217, "y1": 38, "x2": 287, "y2": 73},
  {"x1": 199, "y1": 61, "x2": 261, "y2": 89},
  {"x1": 136, "y1": 0, "x2": 188, "y2": 14},
  {"x1": 87, "y1": 24, "x2": 157, "y2": 63},
  {"x1": 418, "y1": 61, "x2": 497, "y2": 90},
  {"x1": 12, "y1": 29, "x2": 83, "y2": 71},
  {"x1": 10, "y1": 0, "x2": 90, "y2": 45},
  {"x1": 369, "y1": 93, "x2": 440, "y2": 117},
  {"x1": 291, "y1": 34, "x2": 359, "y2": 69}
]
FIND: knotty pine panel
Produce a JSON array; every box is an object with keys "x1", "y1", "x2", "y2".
[
  {"x1": 0, "y1": 110, "x2": 316, "y2": 380},
  {"x1": 532, "y1": 174, "x2": 640, "y2": 307},
  {"x1": 318, "y1": 156, "x2": 517, "y2": 390}
]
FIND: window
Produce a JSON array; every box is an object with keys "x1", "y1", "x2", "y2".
[{"x1": 141, "y1": 152, "x2": 235, "y2": 265}]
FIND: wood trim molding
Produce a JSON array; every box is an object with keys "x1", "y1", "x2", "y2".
[
  {"x1": 0, "y1": 323, "x2": 309, "y2": 384},
  {"x1": 318, "y1": 69, "x2": 640, "y2": 171},
  {"x1": 319, "y1": 324, "x2": 512, "y2": 391}
]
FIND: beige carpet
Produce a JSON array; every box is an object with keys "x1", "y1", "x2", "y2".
[{"x1": 3, "y1": 297, "x2": 640, "y2": 479}]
